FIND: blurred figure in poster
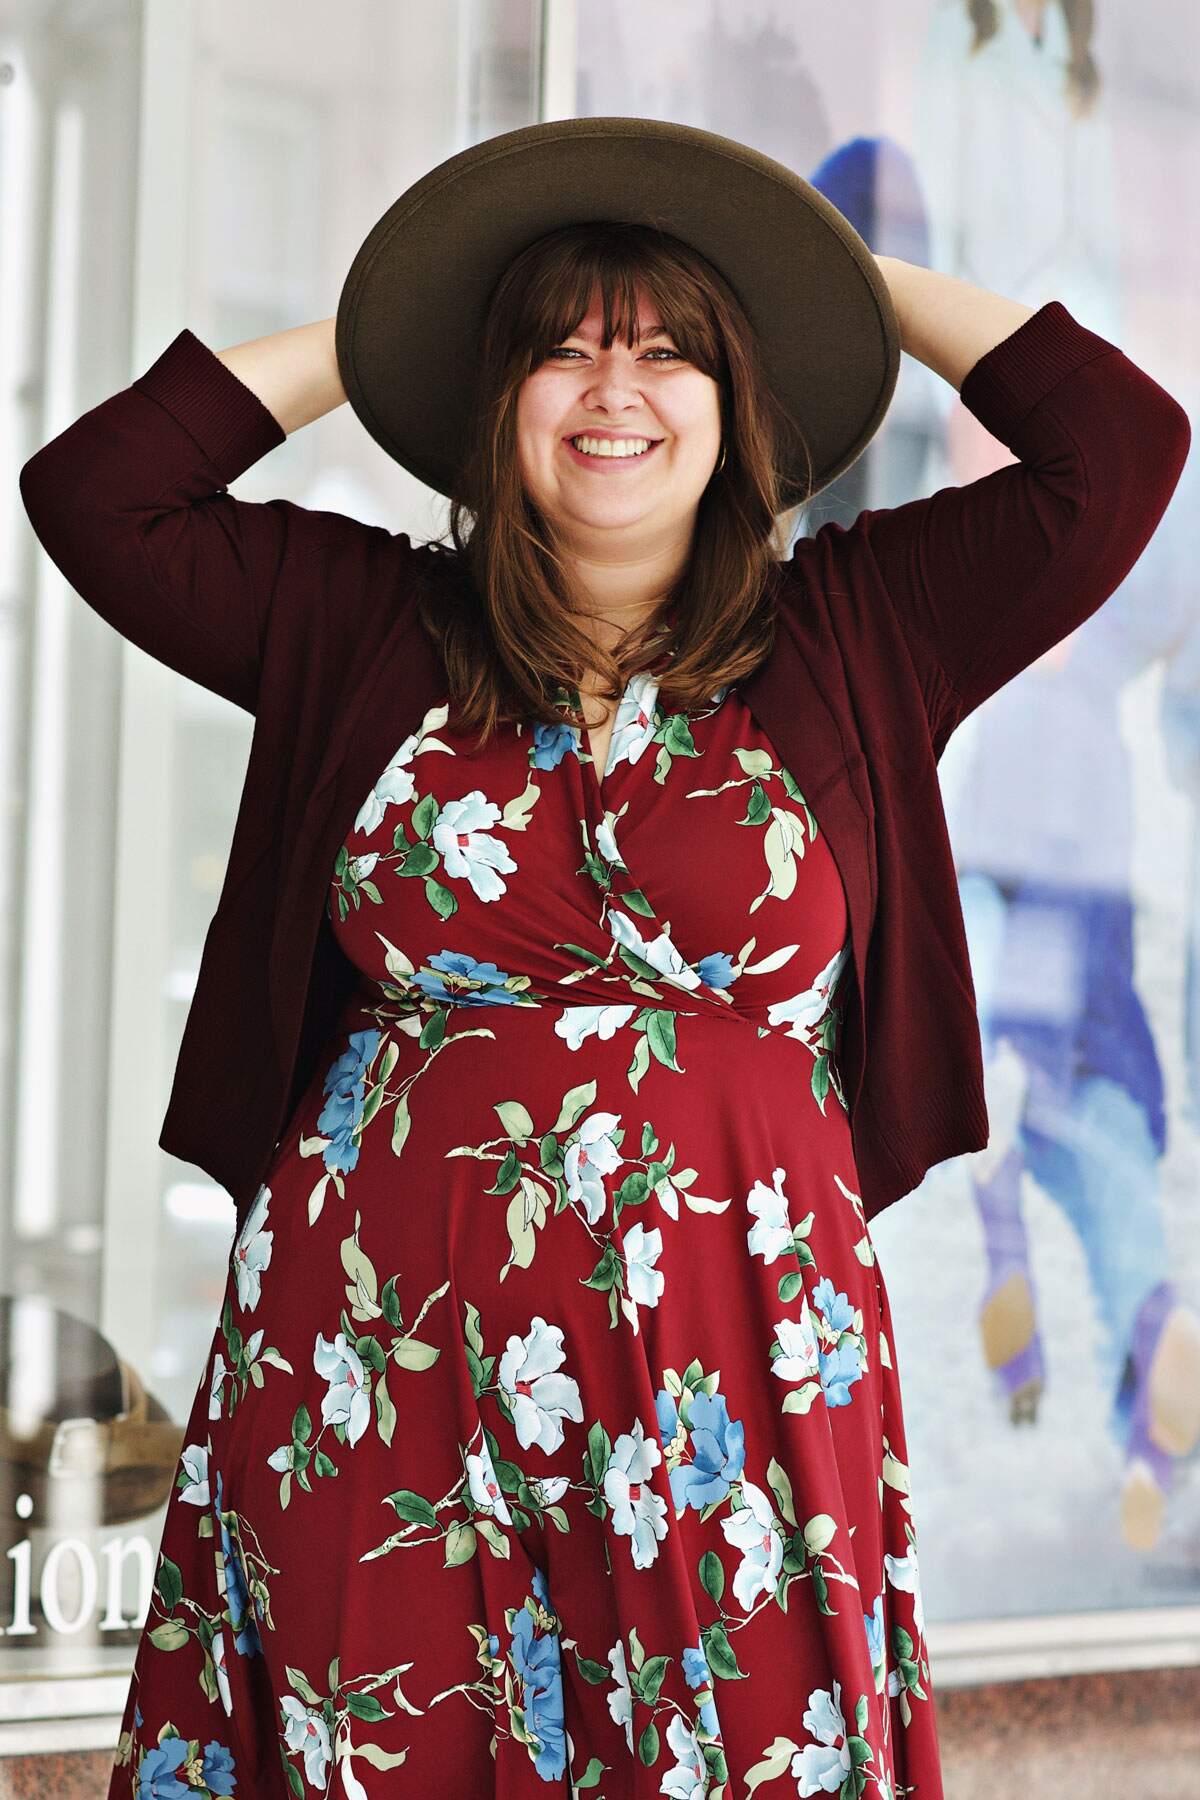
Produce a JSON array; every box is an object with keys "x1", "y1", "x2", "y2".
[{"x1": 809, "y1": 0, "x2": 1200, "y2": 1556}]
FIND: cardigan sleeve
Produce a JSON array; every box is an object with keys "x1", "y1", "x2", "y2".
[
  {"x1": 837, "y1": 299, "x2": 1193, "y2": 756},
  {"x1": 18, "y1": 328, "x2": 386, "y2": 716}
]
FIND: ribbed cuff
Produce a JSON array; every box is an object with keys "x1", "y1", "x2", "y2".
[
  {"x1": 959, "y1": 298, "x2": 1119, "y2": 436},
  {"x1": 132, "y1": 327, "x2": 286, "y2": 481}
]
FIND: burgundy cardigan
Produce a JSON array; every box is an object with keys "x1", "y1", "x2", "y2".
[{"x1": 19, "y1": 302, "x2": 1191, "y2": 1237}]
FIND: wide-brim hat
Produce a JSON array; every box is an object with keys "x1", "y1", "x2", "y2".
[{"x1": 335, "y1": 115, "x2": 900, "y2": 511}]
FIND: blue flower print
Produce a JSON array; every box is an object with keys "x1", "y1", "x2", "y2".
[
  {"x1": 139, "y1": 1728, "x2": 235, "y2": 1800},
  {"x1": 201, "y1": 1739, "x2": 238, "y2": 1795},
  {"x1": 820, "y1": 1339, "x2": 865, "y2": 1407},
  {"x1": 696, "y1": 951, "x2": 736, "y2": 990},
  {"x1": 410, "y1": 950, "x2": 524, "y2": 1007},
  {"x1": 212, "y1": 1470, "x2": 261, "y2": 1658},
  {"x1": 531, "y1": 719, "x2": 579, "y2": 770},
  {"x1": 315, "y1": 1028, "x2": 382, "y2": 1174},
  {"x1": 864, "y1": 1593, "x2": 885, "y2": 1685},
  {"x1": 812, "y1": 1277, "x2": 865, "y2": 1407},
  {"x1": 812, "y1": 1277, "x2": 855, "y2": 1335},
  {"x1": 136, "y1": 1736, "x2": 191, "y2": 1799},
  {"x1": 510, "y1": 1573, "x2": 566, "y2": 1781},
  {"x1": 531, "y1": 1565, "x2": 553, "y2": 1611},
  {"x1": 655, "y1": 1387, "x2": 746, "y2": 1512},
  {"x1": 682, "y1": 1639, "x2": 720, "y2": 1735}
]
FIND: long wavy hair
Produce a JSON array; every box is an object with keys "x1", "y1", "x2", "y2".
[{"x1": 414, "y1": 220, "x2": 815, "y2": 743}]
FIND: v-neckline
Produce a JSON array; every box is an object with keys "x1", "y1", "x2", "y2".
[
  {"x1": 571, "y1": 630, "x2": 676, "y2": 797},
  {"x1": 583, "y1": 707, "x2": 617, "y2": 793}
]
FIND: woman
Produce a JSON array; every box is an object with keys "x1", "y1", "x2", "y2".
[{"x1": 19, "y1": 119, "x2": 1189, "y2": 1800}]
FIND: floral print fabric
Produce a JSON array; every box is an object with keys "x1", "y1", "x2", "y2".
[{"x1": 109, "y1": 647, "x2": 943, "y2": 1798}]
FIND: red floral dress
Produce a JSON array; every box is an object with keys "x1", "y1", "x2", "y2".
[{"x1": 109, "y1": 644, "x2": 943, "y2": 1800}]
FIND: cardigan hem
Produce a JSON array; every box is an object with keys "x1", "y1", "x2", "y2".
[
  {"x1": 132, "y1": 327, "x2": 287, "y2": 485},
  {"x1": 960, "y1": 299, "x2": 1119, "y2": 436}
]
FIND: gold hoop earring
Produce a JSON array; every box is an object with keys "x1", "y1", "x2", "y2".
[{"x1": 716, "y1": 443, "x2": 727, "y2": 473}]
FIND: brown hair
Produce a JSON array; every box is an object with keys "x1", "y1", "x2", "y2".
[{"x1": 414, "y1": 220, "x2": 815, "y2": 744}]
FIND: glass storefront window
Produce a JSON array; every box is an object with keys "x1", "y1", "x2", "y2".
[{"x1": 3, "y1": 0, "x2": 546, "y2": 1732}]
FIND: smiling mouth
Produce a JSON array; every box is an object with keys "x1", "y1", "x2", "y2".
[{"x1": 563, "y1": 435, "x2": 664, "y2": 464}]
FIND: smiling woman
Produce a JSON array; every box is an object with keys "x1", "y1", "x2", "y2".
[{"x1": 416, "y1": 220, "x2": 812, "y2": 751}]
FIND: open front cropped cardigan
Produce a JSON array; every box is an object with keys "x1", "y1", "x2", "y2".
[{"x1": 19, "y1": 299, "x2": 1191, "y2": 1240}]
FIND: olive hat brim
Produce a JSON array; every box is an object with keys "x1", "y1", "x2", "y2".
[{"x1": 335, "y1": 114, "x2": 900, "y2": 508}]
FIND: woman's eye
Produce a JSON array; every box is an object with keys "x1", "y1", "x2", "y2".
[{"x1": 547, "y1": 347, "x2": 682, "y2": 362}]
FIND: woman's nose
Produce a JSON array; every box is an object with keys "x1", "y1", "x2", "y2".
[{"x1": 582, "y1": 368, "x2": 643, "y2": 408}]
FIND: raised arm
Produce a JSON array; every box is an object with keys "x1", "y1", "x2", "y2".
[
  {"x1": 873, "y1": 254, "x2": 1039, "y2": 390},
  {"x1": 823, "y1": 277, "x2": 1192, "y2": 757},
  {"x1": 213, "y1": 316, "x2": 346, "y2": 436},
  {"x1": 18, "y1": 319, "x2": 355, "y2": 715}
]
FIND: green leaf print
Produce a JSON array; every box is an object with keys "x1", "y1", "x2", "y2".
[
  {"x1": 156, "y1": 1553, "x2": 183, "y2": 1611},
  {"x1": 443, "y1": 1521, "x2": 477, "y2": 1567},
  {"x1": 585, "y1": 1420, "x2": 613, "y2": 1487},
  {"x1": 147, "y1": 1617, "x2": 188, "y2": 1652},
  {"x1": 395, "y1": 841, "x2": 437, "y2": 877},
  {"x1": 494, "y1": 1099, "x2": 535, "y2": 1141},
  {"x1": 644, "y1": 1007, "x2": 682, "y2": 1071},
  {"x1": 410, "y1": 793, "x2": 439, "y2": 839},
  {"x1": 699, "y1": 1548, "x2": 725, "y2": 1603},
  {"x1": 803, "y1": 1513, "x2": 837, "y2": 1554},
  {"x1": 424, "y1": 876, "x2": 457, "y2": 919},
  {"x1": 636, "y1": 1654, "x2": 670, "y2": 1704},
  {"x1": 703, "y1": 1620, "x2": 747, "y2": 1680},
  {"x1": 637, "y1": 1721, "x2": 659, "y2": 1766},
  {"x1": 551, "y1": 1079, "x2": 598, "y2": 1133},
  {"x1": 766, "y1": 1457, "x2": 798, "y2": 1527},
  {"x1": 744, "y1": 778, "x2": 772, "y2": 825}
]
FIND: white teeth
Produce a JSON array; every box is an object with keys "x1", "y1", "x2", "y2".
[{"x1": 569, "y1": 435, "x2": 654, "y2": 458}]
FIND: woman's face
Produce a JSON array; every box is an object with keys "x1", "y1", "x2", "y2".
[{"x1": 515, "y1": 283, "x2": 723, "y2": 545}]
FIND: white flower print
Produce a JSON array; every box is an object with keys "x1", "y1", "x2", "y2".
[
  {"x1": 232, "y1": 1184, "x2": 273, "y2": 1312},
  {"x1": 554, "y1": 1002, "x2": 638, "y2": 1051},
  {"x1": 606, "y1": 1636, "x2": 634, "y2": 1752},
  {"x1": 346, "y1": 850, "x2": 379, "y2": 883},
  {"x1": 606, "y1": 906, "x2": 704, "y2": 993},
  {"x1": 766, "y1": 942, "x2": 851, "y2": 1044},
  {"x1": 661, "y1": 1711, "x2": 708, "y2": 1799},
  {"x1": 771, "y1": 1299, "x2": 820, "y2": 1384},
  {"x1": 603, "y1": 669, "x2": 661, "y2": 775},
  {"x1": 603, "y1": 1419, "x2": 669, "y2": 1569},
  {"x1": 884, "y1": 1545, "x2": 926, "y2": 1637},
  {"x1": 624, "y1": 1222, "x2": 665, "y2": 1311},
  {"x1": 563, "y1": 1110, "x2": 623, "y2": 1225},
  {"x1": 594, "y1": 815, "x2": 626, "y2": 868},
  {"x1": 497, "y1": 1317, "x2": 584, "y2": 1454},
  {"x1": 790, "y1": 1680, "x2": 853, "y2": 1797},
  {"x1": 720, "y1": 1479, "x2": 783, "y2": 1610},
  {"x1": 465, "y1": 1439, "x2": 513, "y2": 1525},
  {"x1": 354, "y1": 702, "x2": 450, "y2": 835},
  {"x1": 746, "y1": 1166, "x2": 793, "y2": 1265},
  {"x1": 208, "y1": 1351, "x2": 227, "y2": 1421},
  {"x1": 528, "y1": 1473, "x2": 570, "y2": 1507},
  {"x1": 313, "y1": 1331, "x2": 371, "y2": 1447},
  {"x1": 178, "y1": 1441, "x2": 210, "y2": 1506},
  {"x1": 281, "y1": 1693, "x2": 333, "y2": 1788},
  {"x1": 211, "y1": 1626, "x2": 232, "y2": 1716},
  {"x1": 431, "y1": 792, "x2": 518, "y2": 901}
]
